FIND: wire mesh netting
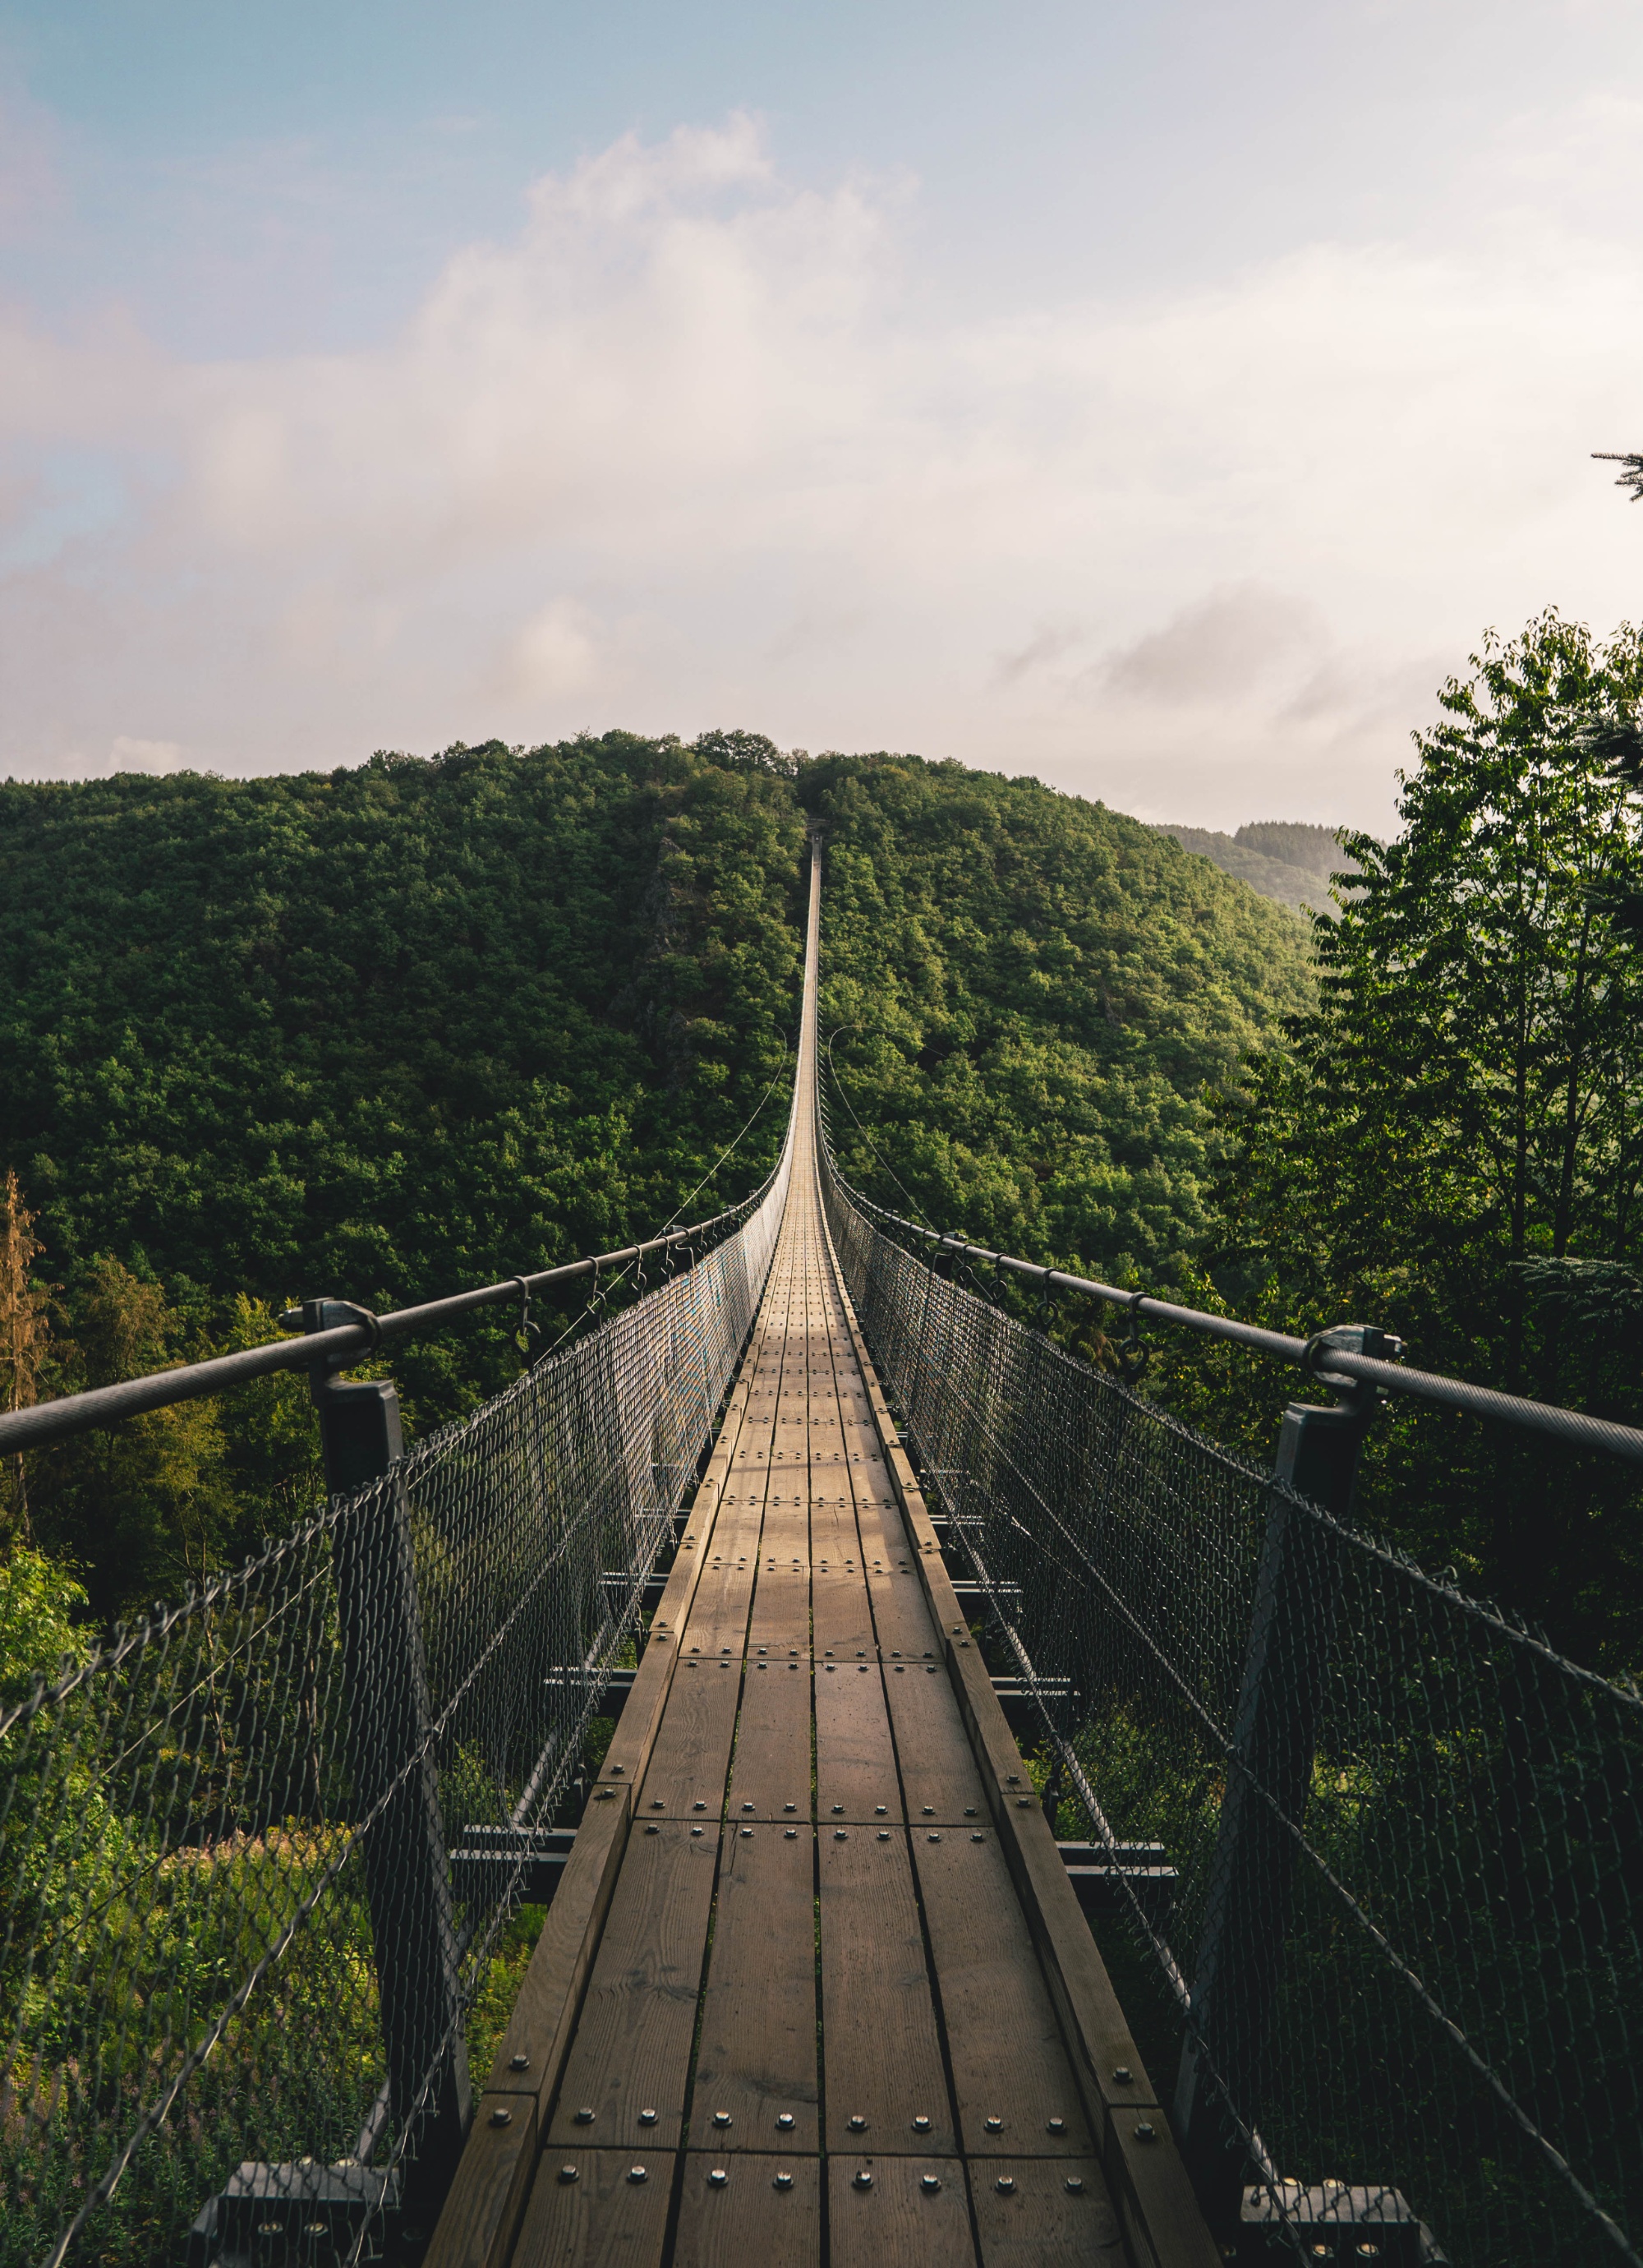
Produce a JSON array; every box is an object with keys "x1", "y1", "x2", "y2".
[
  {"x1": 821, "y1": 1139, "x2": 1643, "y2": 2268},
  {"x1": 0, "y1": 1156, "x2": 789, "y2": 2268}
]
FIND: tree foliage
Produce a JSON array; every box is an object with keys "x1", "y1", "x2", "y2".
[
  {"x1": 803, "y1": 754, "x2": 1314, "y2": 1286},
  {"x1": 1205, "y1": 612, "x2": 1643, "y2": 1666},
  {"x1": 0, "y1": 733, "x2": 1312, "y2": 1630}
]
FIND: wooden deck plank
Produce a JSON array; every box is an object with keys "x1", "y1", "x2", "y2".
[
  {"x1": 909, "y1": 1832, "x2": 1094, "y2": 2157},
  {"x1": 744, "y1": 1567, "x2": 812, "y2": 1653},
  {"x1": 811, "y1": 1578, "x2": 879, "y2": 1657},
  {"x1": 969, "y1": 2158, "x2": 1124, "y2": 2266},
  {"x1": 881, "y1": 1657, "x2": 991, "y2": 1824},
  {"x1": 636, "y1": 1657, "x2": 742, "y2": 1818},
  {"x1": 690, "y1": 1823, "x2": 820, "y2": 2149},
  {"x1": 809, "y1": 1531, "x2": 863, "y2": 1578},
  {"x1": 826, "y1": 2155, "x2": 977, "y2": 2267},
  {"x1": 727, "y1": 1658, "x2": 812, "y2": 1822},
  {"x1": 674, "y1": 2155, "x2": 822, "y2": 2268},
  {"x1": 813, "y1": 1657, "x2": 900, "y2": 1823},
  {"x1": 511, "y1": 2148, "x2": 673, "y2": 2268},
  {"x1": 545, "y1": 1823, "x2": 720, "y2": 2150},
  {"x1": 678, "y1": 1558, "x2": 757, "y2": 1653},
  {"x1": 808, "y1": 1533, "x2": 863, "y2": 1588},
  {"x1": 817, "y1": 1828, "x2": 955, "y2": 2156},
  {"x1": 867, "y1": 1568, "x2": 941, "y2": 1658}
]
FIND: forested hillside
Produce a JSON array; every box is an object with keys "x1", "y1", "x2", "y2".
[
  {"x1": 0, "y1": 734, "x2": 1310, "y2": 1620},
  {"x1": 1151, "y1": 819, "x2": 1363, "y2": 915},
  {"x1": 8, "y1": 672, "x2": 1641, "y2": 1671},
  {"x1": 0, "y1": 733, "x2": 806, "y2": 1612},
  {"x1": 810, "y1": 758, "x2": 1314, "y2": 1279}
]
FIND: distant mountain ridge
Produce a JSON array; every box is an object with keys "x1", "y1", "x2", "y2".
[{"x1": 1151, "y1": 820, "x2": 1362, "y2": 916}]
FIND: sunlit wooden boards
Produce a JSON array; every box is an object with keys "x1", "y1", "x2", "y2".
[
  {"x1": 692, "y1": 1823, "x2": 819, "y2": 2148},
  {"x1": 725, "y1": 1656, "x2": 811, "y2": 1821},
  {"x1": 545, "y1": 1824, "x2": 720, "y2": 2154},
  {"x1": 817, "y1": 1828, "x2": 954, "y2": 2157},
  {"x1": 812, "y1": 1659, "x2": 899, "y2": 1822}
]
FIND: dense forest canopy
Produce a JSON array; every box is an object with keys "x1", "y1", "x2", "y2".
[
  {"x1": 0, "y1": 734, "x2": 1311, "y2": 1622},
  {"x1": 0, "y1": 731, "x2": 806, "y2": 1336},
  {"x1": 5, "y1": 638, "x2": 1641, "y2": 1672},
  {"x1": 809, "y1": 757, "x2": 1315, "y2": 1278}
]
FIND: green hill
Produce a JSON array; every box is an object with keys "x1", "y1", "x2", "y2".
[
  {"x1": 0, "y1": 734, "x2": 1312, "y2": 1612},
  {"x1": 0, "y1": 735, "x2": 804, "y2": 1363},
  {"x1": 1150, "y1": 820, "x2": 1363, "y2": 915},
  {"x1": 808, "y1": 758, "x2": 1315, "y2": 1281}
]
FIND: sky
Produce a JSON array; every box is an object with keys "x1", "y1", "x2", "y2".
[{"x1": 3, "y1": 2, "x2": 1643, "y2": 830}]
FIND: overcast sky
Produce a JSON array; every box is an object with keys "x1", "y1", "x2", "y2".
[{"x1": 3, "y1": 1, "x2": 1643, "y2": 829}]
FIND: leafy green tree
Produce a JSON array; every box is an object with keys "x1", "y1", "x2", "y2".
[
  {"x1": 29, "y1": 1259, "x2": 240, "y2": 1621},
  {"x1": 1208, "y1": 611, "x2": 1643, "y2": 1665},
  {"x1": 0, "y1": 1546, "x2": 88, "y2": 1705}
]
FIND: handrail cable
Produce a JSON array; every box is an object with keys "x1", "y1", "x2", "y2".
[
  {"x1": 0, "y1": 1069, "x2": 792, "y2": 1459},
  {"x1": 823, "y1": 1062, "x2": 1643, "y2": 1468},
  {"x1": 518, "y1": 1034, "x2": 795, "y2": 1367}
]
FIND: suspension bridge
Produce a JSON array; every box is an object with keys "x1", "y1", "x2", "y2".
[{"x1": 1, "y1": 839, "x2": 1638, "y2": 2268}]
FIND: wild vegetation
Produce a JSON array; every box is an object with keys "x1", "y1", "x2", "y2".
[
  {"x1": 3, "y1": 627, "x2": 1641, "y2": 1668},
  {"x1": 0, "y1": 732, "x2": 806, "y2": 1622},
  {"x1": 1197, "y1": 613, "x2": 1643, "y2": 1670},
  {"x1": 808, "y1": 753, "x2": 1315, "y2": 1279},
  {"x1": 0, "y1": 733, "x2": 1310, "y2": 1637}
]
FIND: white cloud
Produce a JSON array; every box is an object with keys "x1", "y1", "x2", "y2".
[{"x1": 3, "y1": 114, "x2": 1643, "y2": 828}]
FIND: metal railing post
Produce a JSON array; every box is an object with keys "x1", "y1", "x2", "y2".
[
  {"x1": 1172, "y1": 1325, "x2": 1393, "y2": 2226},
  {"x1": 306, "y1": 1301, "x2": 472, "y2": 2230}
]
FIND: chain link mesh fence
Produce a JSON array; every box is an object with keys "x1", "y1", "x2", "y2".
[
  {"x1": 821, "y1": 1139, "x2": 1642, "y2": 2268},
  {"x1": 0, "y1": 1152, "x2": 789, "y2": 2268}
]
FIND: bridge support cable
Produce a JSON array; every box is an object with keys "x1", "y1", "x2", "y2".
[{"x1": 818, "y1": 1114, "x2": 1643, "y2": 2265}]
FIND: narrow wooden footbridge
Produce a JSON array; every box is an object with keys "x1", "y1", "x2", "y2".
[
  {"x1": 4, "y1": 839, "x2": 1639, "y2": 2268},
  {"x1": 427, "y1": 855, "x2": 1208, "y2": 2268}
]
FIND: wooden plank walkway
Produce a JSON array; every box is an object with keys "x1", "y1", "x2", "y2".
[{"x1": 426, "y1": 845, "x2": 1217, "y2": 2268}]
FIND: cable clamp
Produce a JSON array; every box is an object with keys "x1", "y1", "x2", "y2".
[
  {"x1": 1302, "y1": 1323, "x2": 1400, "y2": 1417},
  {"x1": 318, "y1": 1300, "x2": 381, "y2": 1352},
  {"x1": 506, "y1": 1277, "x2": 541, "y2": 1367}
]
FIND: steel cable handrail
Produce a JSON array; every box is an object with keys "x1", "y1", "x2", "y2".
[
  {"x1": 0, "y1": 1187, "x2": 775, "y2": 1457},
  {"x1": 824, "y1": 1102, "x2": 1643, "y2": 1466}
]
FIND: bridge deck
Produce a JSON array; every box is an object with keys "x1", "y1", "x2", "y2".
[{"x1": 427, "y1": 848, "x2": 1214, "y2": 2268}]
